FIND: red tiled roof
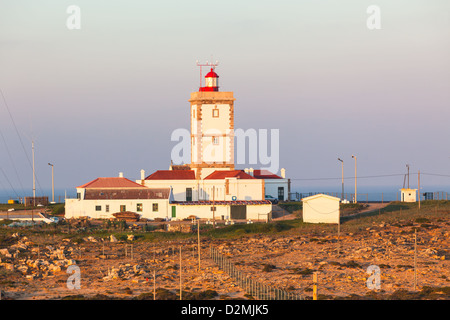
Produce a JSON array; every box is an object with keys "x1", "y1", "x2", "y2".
[
  {"x1": 174, "y1": 200, "x2": 271, "y2": 205},
  {"x1": 145, "y1": 170, "x2": 196, "y2": 180},
  {"x1": 84, "y1": 188, "x2": 170, "y2": 200},
  {"x1": 253, "y1": 170, "x2": 282, "y2": 179},
  {"x1": 77, "y1": 177, "x2": 146, "y2": 189},
  {"x1": 204, "y1": 170, "x2": 255, "y2": 180}
]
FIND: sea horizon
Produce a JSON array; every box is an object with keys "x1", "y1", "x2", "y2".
[{"x1": 1, "y1": 185, "x2": 449, "y2": 204}]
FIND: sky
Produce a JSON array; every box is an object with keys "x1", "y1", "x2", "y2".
[{"x1": 0, "y1": 0, "x2": 449, "y2": 200}]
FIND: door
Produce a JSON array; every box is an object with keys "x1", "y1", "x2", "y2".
[
  {"x1": 186, "y1": 188, "x2": 192, "y2": 202},
  {"x1": 278, "y1": 187, "x2": 284, "y2": 201},
  {"x1": 230, "y1": 205, "x2": 246, "y2": 220},
  {"x1": 171, "y1": 206, "x2": 176, "y2": 218}
]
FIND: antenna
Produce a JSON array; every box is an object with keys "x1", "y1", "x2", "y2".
[
  {"x1": 406, "y1": 164, "x2": 410, "y2": 189},
  {"x1": 196, "y1": 59, "x2": 219, "y2": 89}
]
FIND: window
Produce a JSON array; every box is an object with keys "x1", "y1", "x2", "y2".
[
  {"x1": 212, "y1": 136, "x2": 219, "y2": 145},
  {"x1": 105, "y1": 205, "x2": 109, "y2": 213},
  {"x1": 77, "y1": 193, "x2": 81, "y2": 199},
  {"x1": 95, "y1": 205, "x2": 102, "y2": 211},
  {"x1": 152, "y1": 203, "x2": 158, "y2": 212},
  {"x1": 120, "y1": 205, "x2": 126, "y2": 212},
  {"x1": 137, "y1": 203, "x2": 143, "y2": 212},
  {"x1": 212, "y1": 108, "x2": 219, "y2": 118},
  {"x1": 186, "y1": 188, "x2": 192, "y2": 201},
  {"x1": 278, "y1": 187, "x2": 284, "y2": 201}
]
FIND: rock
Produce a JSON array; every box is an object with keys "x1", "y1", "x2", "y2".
[
  {"x1": 110, "y1": 235, "x2": 119, "y2": 242},
  {"x1": 16, "y1": 264, "x2": 29, "y2": 274},
  {"x1": 26, "y1": 274, "x2": 37, "y2": 280},
  {"x1": 1, "y1": 263, "x2": 14, "y2": 271},
  {"x1": 64, "y1": 259, "x2": 76, "y2": 266},
  {"x1": 48, "y1": 264, "x2": 62, "y2": 272},
  {"x1": 127, "y1": 234, "x2": 135, "y2": 241}
]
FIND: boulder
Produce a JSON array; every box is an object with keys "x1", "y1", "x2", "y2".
[
  {"x1": 0, "y1": 249, "x2": 11, "y2": 257},
  {"x1": 16, "y1": 264, "x2": 29, "y2": 274},
  {"x1": 48, "y1": 264, "x2": 62, "y2": 272}
]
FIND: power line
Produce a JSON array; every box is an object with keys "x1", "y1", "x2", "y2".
[
  {"x1": 0, "y1": 167, "x2": 19, "y2": 199},
  {"x1": 421, "y1": 172, "x2": 450, "y2": 178},
  {"x1": 290, "y1": 172, "x2": 450, "y2": 181},
  {"x1": 0, "y1": 127, "x2": 26, "y2": 197},
  {"x1": 290, "y1": 173, "x2": 406, "y2": 181},
  {"x1": 0, "y1": 87, "x2": 44, "y2": 196}
]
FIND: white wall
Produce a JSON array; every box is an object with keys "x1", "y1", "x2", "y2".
[
  {"x1": 302, "y1": 195, "x2": 340, "y2": 224},
  {"x1": 65, "y1": 198, "x2": 169, "y2": 220},
  {"x1": 173, "y1": 203, "x2": 272, "y2": 221},
  {"x1": 191, "y1": 102, "x2": 234, "y2": 165},
  {"x1": 141, "y1": 178, "x2": 264, "y2": 202},
  {"x1": 401, "y1": 189, "x2": 417, "y2": 202},
  {"x1": 264, "y1": 179, "x2": 289, "y2": 201}
]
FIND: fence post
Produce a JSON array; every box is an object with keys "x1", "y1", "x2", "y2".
[
  {"x1": 414, "y1": 230, "x2": 417, "y2": 291},
  {"x1": 313, "y1": 272, "x2": 318, "y2": 300},
  {"x1": 153, "y1": 269, "x2": 156, "y2": 300},
  {"x1": 179, "y1": 246, "x2": 182, "y2": 300}
]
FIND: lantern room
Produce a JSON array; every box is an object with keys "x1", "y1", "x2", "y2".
[{"x1": 200, "y1": 68, "x2": 219, "y2": 91}]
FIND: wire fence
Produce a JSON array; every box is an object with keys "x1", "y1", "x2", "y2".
[
  {"x1": 288, "y1": 191, "x2": 449, "y2": 202},
  {"x1": 209, "y1": 246, "x2": 303, "y2": 300}
]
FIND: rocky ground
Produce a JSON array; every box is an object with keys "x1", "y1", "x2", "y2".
[{"x1": 0, "y1": 213, "x2": 449, "y2": 300}]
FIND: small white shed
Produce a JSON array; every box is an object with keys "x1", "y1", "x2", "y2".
[
  {"x1": 302, "y1": 194, "x2": 340, "y2": 224},
  {"x1": 400, "y1": 188, "x2": 417, "y2": 202}
]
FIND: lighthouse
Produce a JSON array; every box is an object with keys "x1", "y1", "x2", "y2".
[
  {"x1": 200, "y1": 68, "x2": 219, "y2": 91},
  {"x1": 190, "y1": 66, "x2": 235, "y2": 179}
]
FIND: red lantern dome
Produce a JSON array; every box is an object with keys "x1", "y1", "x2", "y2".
[{"x1": 200, "y1": 68, "x2": 219, "y2": 92}]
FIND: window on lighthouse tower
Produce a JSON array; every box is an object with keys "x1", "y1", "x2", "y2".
[{"x1": 205, "y1": 76, "x2": 217, "y2": 87}]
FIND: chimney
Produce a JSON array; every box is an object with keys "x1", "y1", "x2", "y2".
[
  {"x1": 280, "y1": 168, "x2": 286, "y2": 179},
  {"x1": 244, "y1": 168, "x2": 249, "y2": 174},
  {"x1": 140, "y1": 169, "x2": 145, "y2": 180},
  {"x1": 249, "y1": 168, "x2": 254, "y2": 177},
  {"x1": 119, "y1": 172, "x2": 123, "y2": 178}
]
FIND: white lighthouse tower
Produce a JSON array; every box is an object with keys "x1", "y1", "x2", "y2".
[{"x1": 190, "y1": 66, "x2": 235, "y2": 179}]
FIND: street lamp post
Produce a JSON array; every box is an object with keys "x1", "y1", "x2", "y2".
[
  {"x1": 352, "y1": 155, "x2": 357, "y2": 203},
  {"x1": 48, "y1": 163, "x2": 54, "y2": 203},
  {"x1": 338, "y1": 158, "x2": 344, "y2": 201}
]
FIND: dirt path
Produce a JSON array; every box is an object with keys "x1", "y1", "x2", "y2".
[
  {"x1": 344, "y1": 202, "x2": 390, "y2": 218},
  {"x1": 272, "y1": 202, "x2": 391, "y2": 222}
]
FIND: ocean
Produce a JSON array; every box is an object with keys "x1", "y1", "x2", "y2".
[
  {"x1": 1, "y1": 185, "x2": 449, "y2": 204},
  {"x1": 0, "y1": 188, "x2": 76, "y2": 204}
]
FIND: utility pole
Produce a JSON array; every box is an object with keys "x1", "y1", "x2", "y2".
[
  {"x1": 48, "y1": 163, "x2": 54, "y2": 203},
  {"x1": 406, "y1": 164, "x2": 410, "y2": 189},
  {"x1": 338, "y1": 158, "x2": 344, "y2": 201},
  {"x1": 418, "y1": 170, "x2": 421, "y2": 210},
  {"x1": 352, "y1": 155, "x2": 357, "y2": 203},
  {"x1": 32, "y1": 140, "x2": 36, "y2": 206}
]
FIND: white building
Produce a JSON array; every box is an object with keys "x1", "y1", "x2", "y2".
[
  {"x1": 302, "y1": 194, "x2": 340, "y2": 224},
  {"x1": 65, "y1": 177, "x2": 171, "y2": 219},
  {"x1": 65, "y1": 66, "x2": 285, "y2": 221},
  {"x1": 250, "y1": 169, "x2": 289, "y2": 201},
  {"x1": 400, "y1": 188, "x2": 417, "y2": 202}
]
